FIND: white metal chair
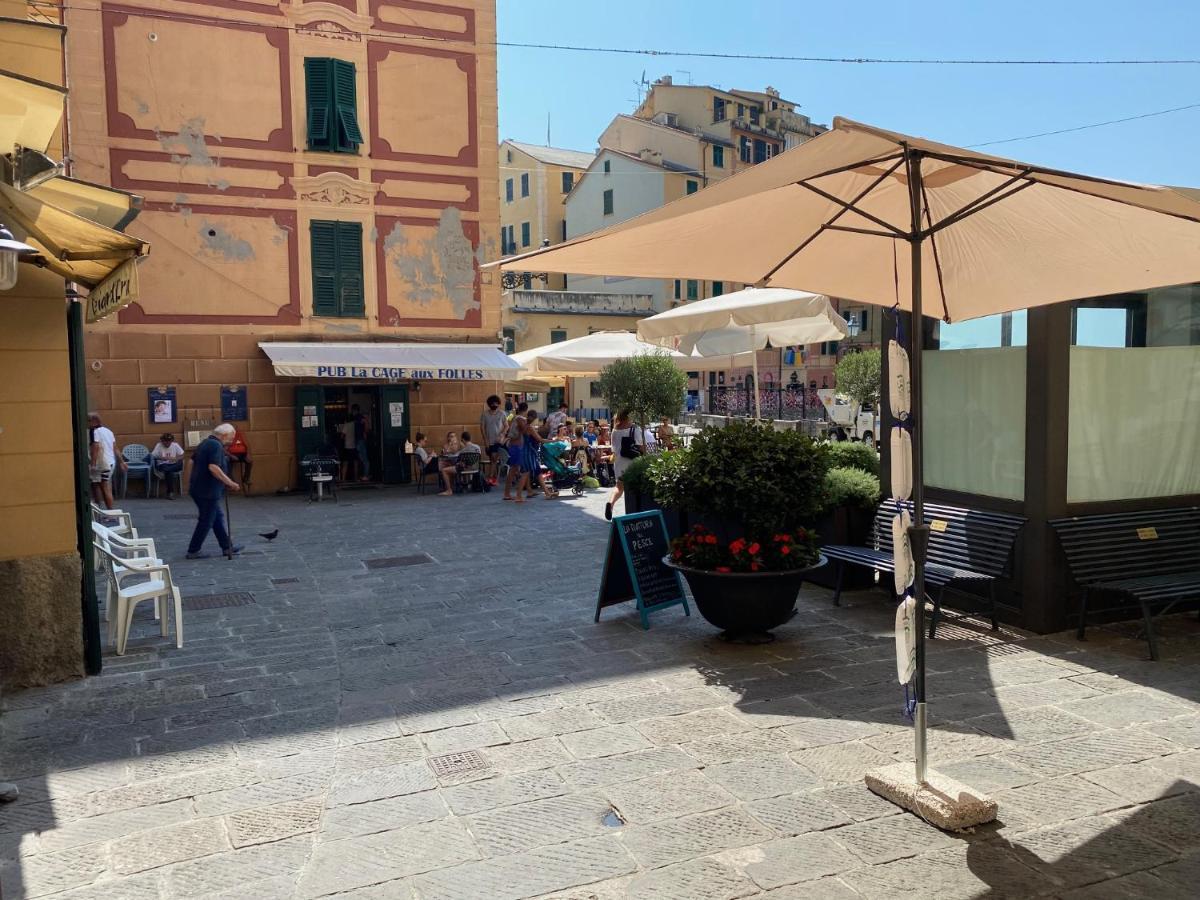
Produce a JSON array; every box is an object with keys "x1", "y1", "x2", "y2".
[
  {"x1": 90, "y1": 503, "x2": 137, "y2": 538},
  {"x1": 93, "y1": 542, "x2": 183, "y2": 655}
]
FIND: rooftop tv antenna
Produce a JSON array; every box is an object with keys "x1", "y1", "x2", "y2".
[{"x1": 633, "y1": 70, "x2": 649, "y2": 104}]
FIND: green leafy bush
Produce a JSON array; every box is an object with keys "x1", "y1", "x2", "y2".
[
  {"x1": 822, "y1": 465, "x2": 881, "y2": 511},
  {"x1": 618, "y1": 454, "x2": 655, "y2": 495},
  {"x1": 596, "y1": 353, "x2": 687, "y2": 439},
  {"x1": 647, "y1": 448, "x2": 692, "y2": 509},
  {"x1": 659, "y1": 420, "x2": 828, "y2": 539},
  {"x1": 824, "y1": 441, "x2": 880, "y2": 476}
]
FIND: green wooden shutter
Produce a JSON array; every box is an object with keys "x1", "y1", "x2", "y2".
[
  {"x1": 310, "y1": 221, "x2": 339, "y2": 316},
  {"x1": 335, "y1": 222, "x2": 364, "y2": 316},
  {"x1": 304, "y1": 59, "x2": 332, "y2": 149},
  {"x1": 332, "y1": 60, "x2": 363, "y2": 149}
]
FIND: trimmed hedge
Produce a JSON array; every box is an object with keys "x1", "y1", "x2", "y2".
[
  {"x1": 824, "y1": 440, "x2": 880, "y2": 476},
  {"x1": 822, "y1": 465, "x2": 881, "y2": 512}
]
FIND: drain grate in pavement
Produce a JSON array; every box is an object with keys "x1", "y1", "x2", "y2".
[
  {"x1": 271, "y1": 577, "x2": 300, "y2": 586},
  {"x1": 363, "y1": 553, "x2": 434, "y2": 570},
  {"x1": 182, "y1": 591, "x2": 256, "y2": 611},
  {"x1": 427, "y1": 750, "x2": 487, "y2": 777}
]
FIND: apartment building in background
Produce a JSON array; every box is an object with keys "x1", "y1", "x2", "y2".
[
  {"x1": 68, "y1": 0, "x2": 505, "y2": 493},
  {"x1": 498, "y1": 140, "x2": 593, "y2": 290}
]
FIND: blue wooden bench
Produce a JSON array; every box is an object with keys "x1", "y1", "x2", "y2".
[
  {"x1": 823, "y1": 500, "x2": 1026, "y2": 637},
  {"x1": 1051, "y1": 508, "x2": 1200, "y2": 660}
]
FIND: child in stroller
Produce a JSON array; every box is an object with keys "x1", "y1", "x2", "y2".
[{"x1": 540, "y1": 439, "x2": 585, "y2": 496}]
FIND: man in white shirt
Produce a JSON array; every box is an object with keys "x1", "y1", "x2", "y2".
[
  {"x1": 88, "y1": 412, "x2": 125, "y2": 510},
  {"x1": 151, "y1": 432, "x2": 185, "y2": 499},
  {"x1": 545, "y1": 402, "x2": 569, "y2": 437}
]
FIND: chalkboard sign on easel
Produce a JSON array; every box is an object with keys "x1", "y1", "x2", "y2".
[{"x1": 595, "y1": 510, "x2": 690, "y2": 630}]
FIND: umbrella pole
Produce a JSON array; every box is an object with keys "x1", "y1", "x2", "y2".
[
  {"x1": 906, "y1": 149, "x2": 930, "y2": 785},
  {"x1": 751, "y1": 325, "x2": 762, "y2": 420}
]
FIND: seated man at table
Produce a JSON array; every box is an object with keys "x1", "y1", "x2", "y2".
[
  {"x1": 656, "y1": 416, "x2": 676, "y2": 451},
  {"x1": 150, "y1": 432, "x2": 185, "y2": 499}
]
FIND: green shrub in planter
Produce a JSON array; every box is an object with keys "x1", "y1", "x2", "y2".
[
  {"x1": 661, "y1": 420, "x2": 828, "y2": 539},
  {"x1": 647, "y1": 448, "x2": 692, "y2": 508},
  {"x1": 822, "y1": 465, "x2": 881, "y2": 512},
  {"x1": 824, "y1": 441, "x2": 880, "y2": 476},
  {"x1": 617, "y1": 454, "x2": 655, "y2": 497}
]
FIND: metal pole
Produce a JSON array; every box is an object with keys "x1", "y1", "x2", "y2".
[
  {"x1": 751, "y1": 325, "x2": 762, "y2": 419},
  {"x1": 905, "y1": 147, "x2": 930, "y2": 784},
  {"x1": 67, "y1": 293, "x2": 102, "y2": 675}
]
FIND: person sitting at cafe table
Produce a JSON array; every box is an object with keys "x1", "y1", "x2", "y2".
[
  {"x1": 570, "y1": 425, "x2": 592, "y2": 473},
  {"x1": 150, "y1": 432, "x2": 185, "y2": 499},
  {"x1": 583, "y1": 421, "x2": 599, "y2": 445},
  {"x1": 437, "y1": 431, "x2": 462, "y2": 497},
  {"x1": 413, "y1": 433, "x2": 439, "y2": 479},
  {"x1": 656, "y1": 416, "x2": 676, "y2": 451}
]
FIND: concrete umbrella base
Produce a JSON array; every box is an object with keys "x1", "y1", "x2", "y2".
[{"x1": 865, "y1": 764, "x2": 997, "y2": 831}]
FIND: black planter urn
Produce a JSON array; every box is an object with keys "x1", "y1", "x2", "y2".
[{"x1": 664, "y1": 554, "x2": 827, "y2": 642}]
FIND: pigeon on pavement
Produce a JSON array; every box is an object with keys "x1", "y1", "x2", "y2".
[{"x1": 258, "y1": 529, "x2": 279, "y2": 541}]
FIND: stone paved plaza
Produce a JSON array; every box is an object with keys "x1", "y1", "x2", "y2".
[{"x1": 2, "y1": 486, "x2": 1199, "y2": 899}]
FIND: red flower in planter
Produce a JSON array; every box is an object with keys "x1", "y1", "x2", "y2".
[
  {"x1": 748, "y1": 543, "x2": 761, "y2": 556},
  {"x1": 751, "y1": 563, "x2": 760, "y2": 572},
  {"x1": 705, "y1": 535, "x2": 718, "y2": 545},
  {"x1": 781, "y1": 545, "x2": 791, "y2": 555},
  {"x1": 716, "y1": 566, "x2": 731, "y2": 573}
]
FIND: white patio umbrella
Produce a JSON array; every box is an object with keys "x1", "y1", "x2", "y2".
[
  {"x1": 511, "y1": 329, "x2": 750, "y2": 378},
  {"x1": 637, "y1": 288, "x2": 848, "y2": 418},
  {"x1": 491, "y1": 117, "x2": 1200, "y2": 819}
]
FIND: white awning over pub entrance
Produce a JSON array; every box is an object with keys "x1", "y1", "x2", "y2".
[{"x1": 258, "y1": 342, "x2": 520, "y2": 381}]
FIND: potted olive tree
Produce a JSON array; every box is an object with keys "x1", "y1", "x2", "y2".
[{"x1": 655, "y1": 420, "x2": 829, "y2": 639}]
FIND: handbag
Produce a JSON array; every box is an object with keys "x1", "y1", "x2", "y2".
[{"x1": 619, "y1": 433, "x2": 642, "y2": 460}]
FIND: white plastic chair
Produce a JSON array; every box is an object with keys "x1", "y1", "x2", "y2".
[
  {"x1": 90, "y1": 503, "x2": 138, "y2": 537},
  {"x1": 93, "y1": 542, "x2": 183, "y2": 655},
  {"x1": 92, "y1": 521, "x2": 164, "y2": 624}
]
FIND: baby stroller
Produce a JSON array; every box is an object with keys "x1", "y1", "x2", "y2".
[{"x1": 541, "y1": 441, "x2": 585, "y2": 496}]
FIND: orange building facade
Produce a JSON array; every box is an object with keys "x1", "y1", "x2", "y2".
[{"x1": 68, "y1": 0, "x2": 503, "y2": 491}]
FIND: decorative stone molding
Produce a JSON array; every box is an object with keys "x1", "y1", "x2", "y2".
[
  {"x1": 288, "y1": 3, "x2": 375, "y2": 40},
  {"x1": 291, "y1": 171, "x2": 378, "y2": 206}
]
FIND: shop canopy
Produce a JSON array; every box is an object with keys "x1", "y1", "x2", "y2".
[
  {"x1": 511, "y1": 329, "x2": 754, "y2": 378},
  {"x1": 0, "y1": 180, "x2": 146, "y2": 289},
  {"x1": 258, "y1": 342, "x2": 521, "y2": 381}
]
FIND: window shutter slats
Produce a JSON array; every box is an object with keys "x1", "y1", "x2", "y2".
[
  {"x1": 335, "y1": 222, "x2": 364, "y2": 315},
  {"x1": 305, "y1": 59, "x2": 332, "y2": 149},
  {"x1": 332, "y1": 60, "x2": 363, "y2": 147},
  {"x1": 310, "y1": 221, "x2": 338, "y2": 316}
]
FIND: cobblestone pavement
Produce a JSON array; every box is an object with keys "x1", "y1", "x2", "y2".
[{"x1": 2, "y1": 487, "x2": 1199, "y2": 899}]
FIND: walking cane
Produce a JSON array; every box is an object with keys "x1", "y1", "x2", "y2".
[{"x1": 224, "y1": 489, "x2": 234, "y2": 560}]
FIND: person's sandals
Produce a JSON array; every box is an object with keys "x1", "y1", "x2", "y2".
[{"x1": 604, "y1": 502, "x2": 613, "y2": 521}]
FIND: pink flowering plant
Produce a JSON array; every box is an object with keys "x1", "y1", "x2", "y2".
[{"x1": 670, "y1": 525, "x2": 819, "y2": 573}]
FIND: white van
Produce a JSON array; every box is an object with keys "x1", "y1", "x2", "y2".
[{"x1": 817, "y1": 390, "x2": 880, "y2": 444}]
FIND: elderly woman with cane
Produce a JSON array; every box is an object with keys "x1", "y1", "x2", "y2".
[{"x1": 185, "y1": 423, "x2": 244, "y2": 560}]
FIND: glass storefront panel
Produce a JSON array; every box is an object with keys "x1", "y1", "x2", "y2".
[
  {"x1": 1067, "y1": 284, "x2": 1200, "y2": 502},
  {"x1": 923, "y1": 312, "x2": 1027, "y2": 501}
]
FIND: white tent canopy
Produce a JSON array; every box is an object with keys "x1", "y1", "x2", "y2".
[
  {"x1": 638, "y1": 288, "x2": 848, "y2": 356},
  {"x1": 511, "y1": 330, "x2": 751, "y2": 378}
]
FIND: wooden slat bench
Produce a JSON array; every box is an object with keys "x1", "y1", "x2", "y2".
[
  {"x1": 1050, "y1": 508, "x2": 1200, "y2": 661},
  {"x1": 823, "y1": 500, "x2": 1026, "y2": 637}
]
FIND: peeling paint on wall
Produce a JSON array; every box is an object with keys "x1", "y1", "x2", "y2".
[
  {"x1": 384, "y1": 208, "x2": 480, "y2": 319},
  {"x1": 156, "y1": 117, "x2": 215, "y2": 167},
  {"x1": 198, "y1": 220, "x2": 254, "y2": 262}
]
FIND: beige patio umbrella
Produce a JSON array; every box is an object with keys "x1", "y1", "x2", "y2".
[
  {"x1": 636, "y1": 287, "x2": 848, "y2": 418},
  {"x1": 511, "y1": 329, "x2": 753, "y2": 378},
  {"x1": 490, "y1": 117, "x2": 1200, "y2": 819}
]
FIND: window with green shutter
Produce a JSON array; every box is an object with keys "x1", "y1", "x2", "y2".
[
  {"x1": 686, "y1": 180, "x2": 698, "y2": 195},
  {"x1": 602, "y1": 189, "x2": 614, "y2": 215},
  {"x1": 521, "y1": 221, "x2": 530, "y2": 247},
  {"x1": 310, "y1": 220, "x2": 364, "y2": 317},
  {"x1": 686, "y1": 279, "x2": 698, "y2": 301},
  {"x1": 712, "y1": 145, "x2": 724, "y2": 168},
  {"x1": 305, "y1": 58, "x2": 361, "y2": 153}
]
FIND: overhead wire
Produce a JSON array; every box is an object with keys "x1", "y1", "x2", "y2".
[{"x1": 24, "y1": 0, "x2": 1199, "y2": 150}]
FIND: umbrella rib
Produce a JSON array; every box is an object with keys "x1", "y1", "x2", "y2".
[
  {"x1": 799, "y1": 151, "x2": 906, "y2": 183},
  {"x1": 796, "y1": 180, "x2": 909, "y2": 238},
  {"x1": 926, "y1": 180, "x2": 1036, "y2": 238},
  {"x1": 921, "y1": 168, "x2": 1035, "y2": 237},
  {"x1": 924, "y1": 150, "x2": 1200, "y2": 226},
  {"x1": 824, "y1": 224, "x2": 903, "y2": 239},
  {"x1": 920, "y1": 181, "x2": 951, "y2": 322},
  {"x1": 761, "y1": 158, "x2": 908, "y2": 284}
]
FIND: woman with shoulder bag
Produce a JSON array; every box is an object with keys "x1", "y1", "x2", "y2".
[{"x1": 604, "y1": 410, "x2": 643, "y2": 521}]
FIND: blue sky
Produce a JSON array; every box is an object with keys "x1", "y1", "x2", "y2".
[{"x1": 497, "y1": 0, "x2": 1200, "y2": 187}]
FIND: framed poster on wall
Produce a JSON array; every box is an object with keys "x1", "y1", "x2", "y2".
[
  {"x1": 221, "y1": 385, "x2": 248, "y2": 421},
  {"x1": 148, "y1": 387, "x2": 176, "y2": 424}
]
